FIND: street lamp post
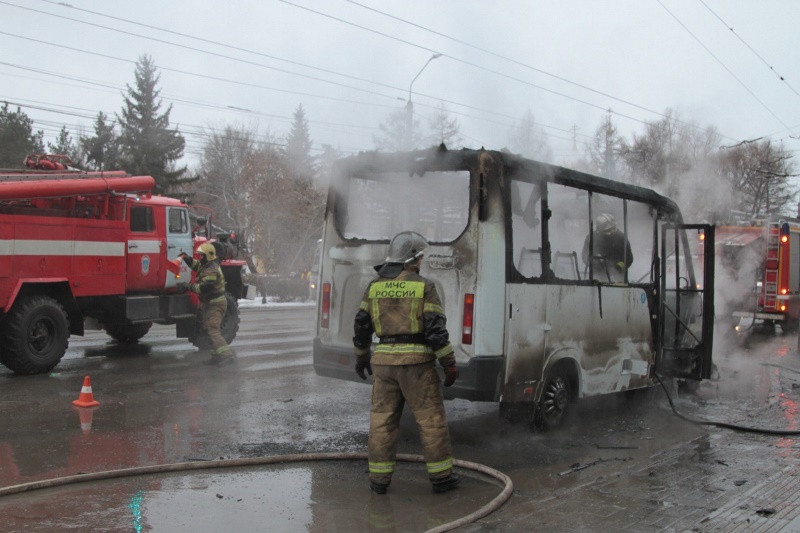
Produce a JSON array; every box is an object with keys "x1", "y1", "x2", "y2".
[{"x1": 405, "y1": 53, "x2": 442, "y2": 150}]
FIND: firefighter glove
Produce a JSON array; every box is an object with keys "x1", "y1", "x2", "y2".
[
  {"x1": 355, "y1": 360, "x2": 372, "y2": 380},
  {"x1": 615, "y1": 261, "x2": 625, "y2": 272},
  {"x1": 443, "y1": 364, "x2": 458, "y2": 387},
  {"x1": 175, "y1": 282, "x2": 189, "y2": 293},
  {"x1": 180, "y1": 253, "x2": 192, "y2": 266}
]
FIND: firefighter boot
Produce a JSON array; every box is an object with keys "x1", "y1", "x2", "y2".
[
  {"x1": 214, "y1": 350, "x2": 237, "y2": 368},
  {"x1": 370, "y1": 480, "x2": 389, "y2": 495},
  {"x1": 432, "y1": 474, "x2": 460, "y2": 494},
  {"x1": 203, "y1": 349, "x2": 235, "y2": 367},
  {"x1": 202, "y1": 355, "x2": 222, "y2": 366}
]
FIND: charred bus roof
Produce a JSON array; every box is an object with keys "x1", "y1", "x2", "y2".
[{"x1": 331, "y1": 146, "x2": 682, "y2": 219}]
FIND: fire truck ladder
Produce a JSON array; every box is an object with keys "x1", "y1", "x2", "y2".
[{"x1": 762, "y1": 222, "x2": 780, "y2": 311}]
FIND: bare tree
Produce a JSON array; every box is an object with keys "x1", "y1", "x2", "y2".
[
  {"x1": 194, "y1": 121, "x2": 326, "y2": 277},
  {"x1": 719, "y1": 140, "x2": 797, "y2": 217},
  {"x1": 621, "y1": 110, "x2": 725, "y2": 219},
  {"x1": 507, "y1": 110, "x2": 552, "y2": 162},
  {"x1": 622, "y1": 109, "x2": 687, "y2": 189},
  {"x1": 426, "y1": 103, "x2": 463, "y2": 149},
  {"x1": 585, "y1": 111, "x2": 628, "y2": 181},
  {"x1": 246, "y1": 142, "x2": 325, "y2": 275}
]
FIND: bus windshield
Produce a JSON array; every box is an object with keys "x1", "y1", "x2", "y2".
[{"x1": 335, "y1": 170, "x2": 470, "y2": 242}]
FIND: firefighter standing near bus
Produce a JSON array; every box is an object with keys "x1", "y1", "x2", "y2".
[
  {"x1": 352, "y1": 231, "x2": 460, "y2": 495},
  {"x1": 178, "y1": 243, "x2": 236, "y2": 367}
]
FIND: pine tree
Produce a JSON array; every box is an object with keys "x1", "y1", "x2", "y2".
[
  {"x1": 0, "y1": 102, "x2": 44, "y2": 168},
  {"x1": 284, "y1": 104, "x2": 315, "y2": 184},
  {"x1": 48, "y1": 126, "x2": 83, "y2": 168},
  {"x1": 374, "y1": 108, "x2": 421, "y2": 151},
  {"x1": 81, "y1": 112, "x2": 121, "y2": 171},
  {"x1": 117, "y1": 55, "x2": 187, "y2": 193}
]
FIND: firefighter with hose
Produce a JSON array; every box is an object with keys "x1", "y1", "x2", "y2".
[
  {"x1": 177, "y1": 243, "x2": 236, "y2": 367},
  {"x1": 352, "y1": 231, "x2": 460, "y2": 495}
]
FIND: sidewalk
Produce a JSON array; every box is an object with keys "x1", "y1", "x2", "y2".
[{"x1": 697, "y1": 463, "x2": 800, "y2": 532}]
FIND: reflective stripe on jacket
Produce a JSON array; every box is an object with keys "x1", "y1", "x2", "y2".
[
  {"x1": 187, "y1": 257, "x2": 227, "y2": 303},
  {"x1": 353, "y1": 269, "x2": 455, "y2": 366}
]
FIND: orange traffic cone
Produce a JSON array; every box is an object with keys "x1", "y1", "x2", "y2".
[
  {"x1": 74, "y1": 405, "x2": 97, "y2": 434},
  {"x1": 166, "y1": 257, "x2": 183, "y2": 277},
  {"x1": 72, "y1": 375, "x2": 100, "y2": 408}
]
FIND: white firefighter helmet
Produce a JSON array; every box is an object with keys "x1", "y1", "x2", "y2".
[
  {"x1": 595, "y1": 213, "x2": 617, "y2": 234},
  {"x1": 195, "y1": 242, "x2": 217, "y2": 261},
  {"x1": 385, "y1": 231, "x2": 428, "y2": 264}
]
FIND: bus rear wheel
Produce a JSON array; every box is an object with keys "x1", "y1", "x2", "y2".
[{"x1": 534, "y1": 367, "x2": 571, "y2": 430}]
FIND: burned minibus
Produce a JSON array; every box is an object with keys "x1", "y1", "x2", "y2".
[{"x1": 313, "y1": 147, "x2": 715, "y2": 428}]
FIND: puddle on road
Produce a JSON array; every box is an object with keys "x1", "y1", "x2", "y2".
[{"x1": 0, "y1": 461, "x2": 502, "y2": 532}]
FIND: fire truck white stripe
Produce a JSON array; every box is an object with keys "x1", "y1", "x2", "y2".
[{"x1": 0, "y1": 240, "x2": 125, "y2": 256}]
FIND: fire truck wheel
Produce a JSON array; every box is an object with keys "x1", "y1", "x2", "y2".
[
  {"x1": 1, "y1": 295, "x2": 69, "y2": 375},
  {"x1": 534, "y1": 366, "x2": 572, "y2": 431},
  {"x1": 104, "y1": 322, "x2": 153, "y2": 343},
  {"x1": 190, "y1": 292, "x2": 240, "y2": 350}
]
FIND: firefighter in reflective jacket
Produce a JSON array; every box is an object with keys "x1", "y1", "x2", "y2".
[
  {"x1": 178, "y1": 242, "x2": 235, "y2": 367},
  {"x1": 353, "y1": 231, "x2": 460, "y2": 495}
]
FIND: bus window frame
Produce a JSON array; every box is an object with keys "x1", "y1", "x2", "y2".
[{"x1": 505, "y1": 171, "x2": 665, "y2": 289}]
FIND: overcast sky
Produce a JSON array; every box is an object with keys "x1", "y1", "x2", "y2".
[{"x1": 3, "y1": 0, "x2": 799, "y2": 169}]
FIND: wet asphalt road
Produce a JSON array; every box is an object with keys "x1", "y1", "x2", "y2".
[{"x1": 1, "y1": 304, "x2": 800, "y2": 532}]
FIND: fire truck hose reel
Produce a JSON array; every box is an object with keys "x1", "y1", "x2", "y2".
[{"x1": 0, "y1": 452, "x2": 514, "y2": 533}]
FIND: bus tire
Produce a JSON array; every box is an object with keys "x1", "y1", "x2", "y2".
[
  {"x1": 104, "y1": 322, "x2": 153, "y2": 343},
  {"x1": 1, "y1": 295, "x2": 69, "y2": 375},
  {"x1": 190, "y1": 292, "x2": 240, "y2": 350},
  {"x1": 534, "y1": 367, "x2": 571, "y2": 430}
]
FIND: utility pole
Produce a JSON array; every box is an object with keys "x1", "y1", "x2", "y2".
[{"x1": 405, "y1": 53, "x2": 441, "y2": 150}]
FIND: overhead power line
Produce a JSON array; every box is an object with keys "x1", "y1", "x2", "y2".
[
  {"x1": 698, "y1": 0, "x2": 800, "y2": 101},
  {"x1": 6, "y1": 0, "x2": 784, "y2": 153},
  {"x1": 280, "y1": 0, "x2": 653, "y2": 128},
  {"x1": 281, "y1": 0, "x2": 746, "y2": 145},
  {"x1": 0, "y1": 27, "x2": 589, "y2": 146},
  {"x1": 28, "y1": 0, "x2": 589, "y2": 139},
  {"x1": 342, "y1": 0, "x2": 683, "y2": 125},
  {"x1": 656, "y1": 0, "x2": 792, "y2": 133}
]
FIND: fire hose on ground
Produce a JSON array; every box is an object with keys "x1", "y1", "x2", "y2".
[
  {"x1": 656, "y1": 373, "x2": 800, "y2": 436},
  {"x1": 0, "y1": 452, "x2": 514, "y2": 533}
]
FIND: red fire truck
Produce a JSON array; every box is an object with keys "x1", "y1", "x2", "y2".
[
  {"x1": 712, "y1": 215, "x2": 800, "y2": 333},
  {"x1": 0, "y1": 160, "x2": 247, "y2": 374}
]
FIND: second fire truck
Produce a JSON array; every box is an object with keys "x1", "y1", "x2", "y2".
[{"x1": 713, "y1": 215, "x2": 800, "y2": 333}]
